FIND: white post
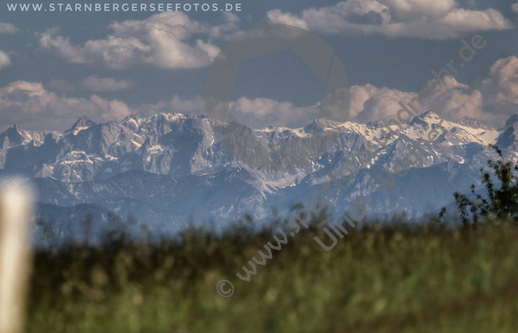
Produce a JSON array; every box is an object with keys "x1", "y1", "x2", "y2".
[{"x1": 0, "y1": 180, "x2": 33, "y2": 333}]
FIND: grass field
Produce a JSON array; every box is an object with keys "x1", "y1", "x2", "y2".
[{"x1": 26, "y1": 216, "x2": 518, "y2": 333}]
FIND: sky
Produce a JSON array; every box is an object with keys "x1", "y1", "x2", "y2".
[{"x1": 0, "y1": 0, "x2": 517, "y2": 132}]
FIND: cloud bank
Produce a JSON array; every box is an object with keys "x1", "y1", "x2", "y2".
[
  {"x1": 267, "y1": 0, "x2": 513, "y2": 39},
  {"x1": 0, "y1": 81, "x2": 131, "y2": 131},
  {"x1": 38, "y1": 12, "x2": 240, "y2": 69},
  {"x1": 1, "y1": 56, "x2": 517, "y2": 132},
  {"x1": 349, "y1": 56, "x2": 518, "y2": 127},
  {"x1": 145, "y1": 56, "x2": 518, "y2": 129}
]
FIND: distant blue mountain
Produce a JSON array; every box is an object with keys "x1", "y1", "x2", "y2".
[{"x1": 1, "y1": 111, "x2": 515, "y2": 241}]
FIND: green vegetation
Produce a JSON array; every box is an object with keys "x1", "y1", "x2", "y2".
[
  {"x1": 26, "y1": 216, "x2": 518, "y2": 333},
  {"x1": 451, "y1": 145, "x2": 518, "y2": 225},
  {"x1": 26, "y1": 149, "x2": 518, "y2": 333}
]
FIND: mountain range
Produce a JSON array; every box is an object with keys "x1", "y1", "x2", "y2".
[{"x1": 1, "y1": 110, "x2": 516, "y2": 241}]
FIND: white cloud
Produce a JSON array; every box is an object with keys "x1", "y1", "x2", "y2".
[
  {"x1": 267, "y1": 0, "x2": 513, "y2": 39},
  {"x1": 38, "y1": 12, "x2": 239, "y2": 69},
  {"x1": 0, "y1": 23, "x2": 18, "y2": 34},
  {"x1": 350, "y1": 56, "x2": 518, "y2": 127},
  {"x1": 138, "y1": 95, "x2": 319, "y2": 129},
  {"x1": 5, "y1": 55, "x2": 517, "y2": 132},
  {"x1": 82, "y1": 76, "x2": 134, "y2": 91},
  {"x1": 350, "y1": 84, "x2": 416, "y2": 122},
  {"x1": 229, "y1": 97, "x2": 319, "y2": 129},
  {"x1": 170, "y1": 95, "x2": 205, "y2": 113},
  {"x1": 0, "y1": 81, "x2": 132, "y2": 131},
  {"x1": 135, "y1": 56, "x2": 518, "y2": 129},
  {"x1": 512, "y1": 2, "x2": 518, "y2": 14},
  {"x1": 267, "y1": 10, "x2": 309, "y2": 30},
  {"x1": 0, "y1": 51, "x2": 11, "y2": 69},
  {"x1": 209, "y1": 12, "x2": 242, "y2": 40},
  {"x1": 138, "y1": 95, "x2": 205, "y2": 118},
  {"x1": 474, "y1": 56, "x2": 518, "y2": 124},
  {"x1": 480, "y1": 56, "x2": 518, "y2": 105},
  {"x1": 350, "y1": 78, "x2": 483, "y2": 124},
  {"x1": 420, "y1": 77, "x2": 484, "y2": 123}
]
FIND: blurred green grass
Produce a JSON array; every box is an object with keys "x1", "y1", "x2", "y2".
[{"x1": 26, "y1": 216, "x2": 518, "y2": 333}]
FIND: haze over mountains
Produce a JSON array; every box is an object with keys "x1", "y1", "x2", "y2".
[{"x1": 1, "y1": 110, "x2": 517, "y2": 237}]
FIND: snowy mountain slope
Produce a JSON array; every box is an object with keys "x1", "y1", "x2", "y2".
[{"x1": 0, "y1": 111, "x2": 514, "y2": 229}]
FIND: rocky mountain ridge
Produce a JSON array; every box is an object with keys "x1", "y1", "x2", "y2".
[{"x1": 1, "y1": 111, "x2": 514, "y2": 235}]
